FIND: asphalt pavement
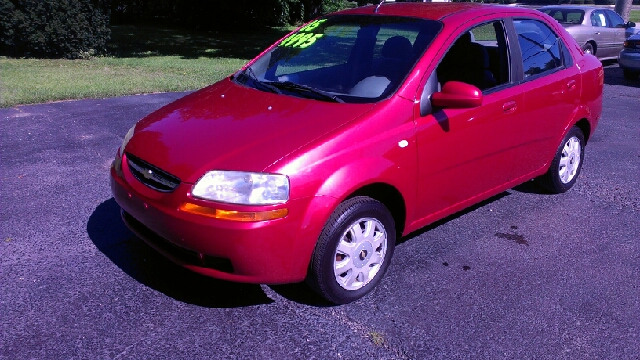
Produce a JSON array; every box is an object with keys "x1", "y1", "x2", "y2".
[{"x1": 1, "y1": 64, "x2": 639, "y2": 359}]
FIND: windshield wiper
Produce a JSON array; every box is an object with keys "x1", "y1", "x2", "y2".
[
  {"x1": 267, "y1": 81, "x2": 344, "y2": 103},
  {"x1": 235, "y1": 67, "x2": 281, "y2": 94}
]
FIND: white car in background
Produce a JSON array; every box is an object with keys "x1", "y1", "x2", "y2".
[{"x1": 539, "y1": 6, "x2": 638, "y2": 60}]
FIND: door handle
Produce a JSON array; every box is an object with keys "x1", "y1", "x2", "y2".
[
  {"x1": 503, "y1": 101, "x2": 517, "y2": 114},
  {"x1": 594, "y1": 32, "x2": 601, "y2": 35},
  {"x1": 567, "y1": 80, "x2": 577, "y2": 91}
]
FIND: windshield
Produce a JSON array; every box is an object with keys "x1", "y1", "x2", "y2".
[{"x1": 234, "y1": 15, "x2": 442, "y2": 103}]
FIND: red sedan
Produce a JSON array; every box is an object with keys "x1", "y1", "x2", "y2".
[{"x1": 111, "y1": 2, "x2": 603, "y2": 304}]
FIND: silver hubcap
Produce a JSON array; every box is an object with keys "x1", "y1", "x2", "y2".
[
  {"x1": 559, "y1": 136, "x2": 581, "y2": 184},
  {"x1": 333, "y1": 218, "x2": 387, "y2": 291},
  {"x1": 584, "y1": 47, "x2": 592, "y2": 54}
]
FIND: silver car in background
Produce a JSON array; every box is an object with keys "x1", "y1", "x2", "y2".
[
  {"x1": 539, "y1": 6, "x2": 638, "y2": 60},
  {"x1": 619, "y1": 34, "x2": 640, "y2": 79}
]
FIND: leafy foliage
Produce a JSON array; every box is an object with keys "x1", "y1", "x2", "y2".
[
  {"x1": 0, "y1": 0, "x2": 111, "y2": 59},
  {"x1": 516, "y1": 0, "x2": 636, "y2": 4},
  {"x1": 109, "y1": 0, "x2": 356, "y2": 29}
]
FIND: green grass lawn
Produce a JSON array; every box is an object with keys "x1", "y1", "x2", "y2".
[
  {"x1": 0, "y1": 25, "x2": 291, "y2": 108},
  {"x1": 1, "y1": 10, "x2": 639, "y2": 108}
]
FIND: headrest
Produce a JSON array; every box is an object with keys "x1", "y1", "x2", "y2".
[{"x1": 381, "y1": 36, "x2": 413, "y2": 59}]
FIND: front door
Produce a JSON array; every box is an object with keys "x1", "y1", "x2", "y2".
[
  {"x1": 412, "y1": 20, "x2": 525, "y2": 224},
  {"x1": 591, "y1": 10, "x2": 617, "y2": 58}
]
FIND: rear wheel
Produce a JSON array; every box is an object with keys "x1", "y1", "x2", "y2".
[
  {"x1": 308, "y1": 196, "x2": 396, "y2": 304},
  {"x1": 536, "y1": 127, "x2": 585, "y2": 193},
  {"x1": 583, "y1": 42, "x2": 594, "y2": 55}
]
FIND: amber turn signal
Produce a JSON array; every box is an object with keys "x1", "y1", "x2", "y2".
[{"x1": 179, "y1": 203, "x2": 288, "y2": 222}]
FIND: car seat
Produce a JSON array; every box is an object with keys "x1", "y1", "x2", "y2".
[
  {"x1": 437, "y1": 32, "x2": 497, "y2": 90},
  {"x1": 374, "y1": 36, "x2": 414, "y2": 85}
]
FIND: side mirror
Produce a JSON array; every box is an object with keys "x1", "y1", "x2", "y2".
[
  {"x1": 626, "y1": 21, "x2": 636, "y2": 28},
  {"x1": 431, "y1": 81, "x2": 483, "y2": 109}
]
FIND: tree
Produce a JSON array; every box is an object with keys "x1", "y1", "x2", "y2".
[
  {"x1": 109, "y1": 0, "x2": 352, "y2": 29},
  {"x1": 1, "y1": 0, "x2": 111, "y2": 58},
  {"x1": 615, "y1": 0, "x2": 633, "y2": 22}
]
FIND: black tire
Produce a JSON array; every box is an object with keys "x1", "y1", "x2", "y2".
[
  {"x1": 623, "y1": 68, "x2": 640, "y2": 80},
  {"x1": 536, "y1": 126, "x2": 585, "y2": 194},
  {"x1": 308, "y1": 196, "x2": 396, "y2": 304},
  {"x1": 583, "y1": 42, "x2": 594, "y2": 56}
]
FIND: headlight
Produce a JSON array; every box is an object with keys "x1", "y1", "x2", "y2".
[
  {"x1": 120, "y1": 124, "x2": 136, "y2": 156},
  {"x1": 192, "y1": 171, "x2": 290, "y2": 205}
]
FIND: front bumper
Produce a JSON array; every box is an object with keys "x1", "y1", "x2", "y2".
[
  {"x1": 619, "y1": 50, "x2": 640, "y2": 71},
  {"x1": 109, "y1": 155, "x2": 329, "y2": 284}
]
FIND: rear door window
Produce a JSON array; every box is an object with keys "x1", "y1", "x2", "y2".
[{"x1": 513, "y1": 19, "x2": 565, "y2": 79}]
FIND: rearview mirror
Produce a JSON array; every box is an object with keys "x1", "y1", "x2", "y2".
[{"x1": 431, "y1": 81, "x2": 482, "y2": 109}]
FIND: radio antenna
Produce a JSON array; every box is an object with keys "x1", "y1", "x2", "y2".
[{"x1": 374, "y1": 0, "x2": 385, "y2": 13}]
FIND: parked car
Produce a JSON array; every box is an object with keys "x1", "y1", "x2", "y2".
[
  {"x1": 539, "y1": 6, "x2": 638, "y2": 60},
  {"x1": 619, "y1": 33, "x2": 640, "y2": 79},
  {"x1": 111, "y1": 2, "x2": 603, "y2": 304}
]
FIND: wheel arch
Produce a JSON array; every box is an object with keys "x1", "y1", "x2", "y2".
[
  {"x1": 293, "y1": 158, "x2": 413, "y2": 279},
  {"x1": 574, "y1": 118, "x2": 592, "y2": 143},
  {"x1": 585, "y1": 40, "x2": 597, "y2": 54},
  {"x1": 348, "y1": 183, "x2": 407, "y2": 238},
  {"x1": 312, "y1": 155, "x2": 415, "y2": 238}
]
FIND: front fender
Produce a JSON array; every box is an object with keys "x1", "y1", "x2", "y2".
[
  {"x1": 289, "y1": 156, "x2": 416, "y2": 278},
  {"x1": 316, "y1": 154, "x2": 417, "y2": 232}
]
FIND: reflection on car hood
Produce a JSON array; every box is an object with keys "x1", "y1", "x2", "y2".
[
  {"x1": 125, "y1": 79, "x2": 375, "y2": 183},
  {"x1": 627, "y1": 27, "x2": 640, "y2": 37}
]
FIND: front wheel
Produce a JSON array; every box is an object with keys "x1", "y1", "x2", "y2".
[
  {"x1": 308, "y1": 196, "x2": 396, "y2": 304},
  {"x1": 536, "y1": 126, "x2": 585, "y2": 193},
  {"x1": 583, "y1": 42, "x2": 594, "y2": 55}
]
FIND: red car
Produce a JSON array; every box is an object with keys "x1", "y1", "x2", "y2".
[{"x1": 111, "y1": 2, "x2": 603, "y2": 304}]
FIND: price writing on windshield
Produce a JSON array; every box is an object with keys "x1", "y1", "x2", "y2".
[{"x1": 280, "y1": 19, "x2": 327, "y2": 49}]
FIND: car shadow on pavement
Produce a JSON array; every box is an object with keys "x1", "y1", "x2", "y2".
[
  {"x1": 268, "y1": 283, "x2": 336, "y2": 307},
  {"x1": 603, "y1": 62, "x2": 640, "y2": 88},
  {"x1": 511, "y1": 179, "x2": 550, "y2": 194},
  {"x1": 399, "y1": 191, "x2": 511, "y2": 244},
  {"x1": 87, "y1": 198, "x2": 274, "y2": 308}
]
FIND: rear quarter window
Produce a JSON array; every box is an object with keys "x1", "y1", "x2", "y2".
[{"x1": 541, "y1": 9, "x2": 584, "y2": 25}]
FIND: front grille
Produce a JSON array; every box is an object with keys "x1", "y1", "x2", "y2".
[
  {"x1": 122, "y1": 210, "x2": 234, "y2": 274},
  {"x1": 126, "y1": 153, "x2": 180, "y2": 192}
]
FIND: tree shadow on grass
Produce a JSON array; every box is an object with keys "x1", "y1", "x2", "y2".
[
  {"x1": 87, "y1": 198, "x2": 274, "y2": 308},
  {"x1": 107, "y1": 25, "x2": 292, "y2": 60}
]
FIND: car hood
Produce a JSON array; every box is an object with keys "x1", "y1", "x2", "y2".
[{"x1": 125, "y1": 79, "x2": 375, "y2": 183}]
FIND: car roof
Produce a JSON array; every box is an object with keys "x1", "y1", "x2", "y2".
[{"x1": 336, "y1": 2, "x2": 538, "y2": 22}]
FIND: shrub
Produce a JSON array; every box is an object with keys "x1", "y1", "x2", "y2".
[
  {"x1": 110, "y1": 0, "x2": 357, "y2": 29},
  {"x1": 0, "y1": 0, "x2": 110, "y2": 59}
]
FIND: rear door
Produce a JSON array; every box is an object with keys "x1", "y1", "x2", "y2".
[{"x1": 509, "y1": 18, "x2": 581, "y2": 173}]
